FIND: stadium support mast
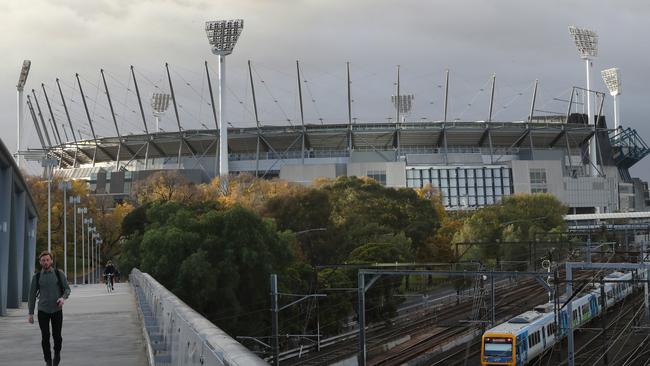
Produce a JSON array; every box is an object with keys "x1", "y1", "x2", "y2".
[
  {"x1": 488, "y1": 73, "x2": 496, "y2": 123},
  {"x1": 31, "y1": 89, "x2": 53, "y2": 148},
  {"x1": 443, "y1": 69, "x2": 449, "y2": 123},
  {"x1": 165, "y1": 63, "x2": 184, "y2": 169},
  {"x1": 206, "y1": 60, "x2": 220, "y2": 177},
  {"x1": 205, "y1": 19, "x2": 244, "y2": 187},
  {"x1": 246, "y1": 60, "x2": 261, "y2": 176},
  {"x1": 56, "y1": 78, "x2": 79, "y2": 167},
  {"x1": 76, "y1": 73, "x2": 101, "y2": 166},
  {"x1": 569, "y1": 26, "x2": 599, "y2": 177},
  {"x1": 26, "y1": 96, "x2": 46, "y2": 150},
  {"x1": 296, "y1": 60, "x2": 306, "y2": 164},
  {"x1": 56, "y1": 79, "x2": 77, "y2": 143},
  {"x1": 528, "y1": 79, "x2": 539, "y2": 159},
  {"x1": 130, "y1": 65, "x2": 153, "y2": 168},
  {"x1": 347, "y1": 62, "x2": 352, "y2": 152},
  {"x1": 101, "y1": 69, "x2": 125, "y2": 170},
  {"x1": 16, "y1": 60, "x2": 30, "y2": 168},
  {"x1": 601, "y1": 68, "x2": 621, "y2": 131},
  {"x1": 41, "y1": 84, "x2": 63, "y2": 145}
]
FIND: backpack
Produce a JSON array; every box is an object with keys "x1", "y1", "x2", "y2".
[{"x1": 35, "y1": 269, "x2": 65, "y2": 297}]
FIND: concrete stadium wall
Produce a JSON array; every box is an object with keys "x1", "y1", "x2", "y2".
[
  {"x1": 0, "y1": 139, "x2": 38, "y2": 316},
  {"x1": 130, "y1": 269, "x2": 268, "y2": 366}
]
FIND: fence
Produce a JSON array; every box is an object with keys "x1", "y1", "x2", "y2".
[{"x1": 130, "y1": 269, "x2": 268, "y2": 366}]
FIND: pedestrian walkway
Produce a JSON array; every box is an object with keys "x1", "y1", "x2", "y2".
[{"x1": 0, "y1": 282, "x2": 148, "y2": 366}]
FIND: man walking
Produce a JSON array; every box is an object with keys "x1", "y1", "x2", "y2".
[{"x1": 28, "y1": 251, "x2": 71, "y2": 366}]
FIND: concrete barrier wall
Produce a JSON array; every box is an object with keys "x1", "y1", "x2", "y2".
[{"x1": 130, "y1": 269, "x2": 268, "y2": 366}]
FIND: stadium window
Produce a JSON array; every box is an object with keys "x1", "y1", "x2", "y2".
[
  {"x1": 367, "y1": 170, "x2": 386, "y2": 185},
  {"x1": 530, "y1": 168, "x2": 548, "y2": 193}
]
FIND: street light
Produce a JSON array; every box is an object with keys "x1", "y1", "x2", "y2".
[
  {"x1": 151, "y1": 93, "x2": 171, "y2": 133},
  {"x1": 205, "y1": 19, "x2": 244, "y2": 187},
  {"x1": 568, "y1": 25, "x2": 598, "y2": 177},
  {"x1": 96, "y1": 237, "x2": 103, "y2": 284},
  {"x1": 80, "y1": 211, "x2": 88, "y2": 284},
  {"x1": 70, "y1": 196, "x2": 80, "y2": 286},
  {"x1": 42, "y1": 158, "x2": 57, "y2": 253},
  {"x1": 16, "y1": 60, "x2": 31, "y2": 168},
  {"x1": 87, "y1": 224, "x2": 95, "y2": 284},
  {"x1": 58, "y1": 181, "x2": 71, "y2": 276},
  {"x1": 601, "y1": 68, "x2": 621, "y2": 131},
  {"x1": 90, "y1": 231, "x2": 98, "y2": 284}
]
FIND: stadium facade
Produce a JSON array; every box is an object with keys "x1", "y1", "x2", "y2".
[{"x1": 48, "y1": 112, "x2": 650, "y2": 214}]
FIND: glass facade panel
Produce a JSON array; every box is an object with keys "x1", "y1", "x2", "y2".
[{"x1": 404, "y1": 166, "x2": 512, "y2": 209}]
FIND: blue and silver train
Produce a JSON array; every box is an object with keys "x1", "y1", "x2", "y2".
[{"x1": 481, "y1": 269, "x2": 648, "y2": 366}]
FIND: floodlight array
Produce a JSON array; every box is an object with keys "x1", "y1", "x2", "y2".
[
  {"x1": 391, "y1": 94, "x2": 414, "y2": 114},
  {"x1": 601, "y1": 68, "x2": 621, "y2": 96},
  {"x1": 17, "y1": 60, "x2": 31, "y2": 90},
  {"x1": 205, "y1": 19, "x2": 244, "y2": 55},
  {"x1": 151, "y1": 93, "x2": 171, "y2": 115},
  {"x1": 568, "y1": 26, "x2": 598, "y2": 59}
]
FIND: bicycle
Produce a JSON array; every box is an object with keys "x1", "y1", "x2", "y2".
[{"x1": 104, "y1": 273, "x2": 113, "y2": 293}]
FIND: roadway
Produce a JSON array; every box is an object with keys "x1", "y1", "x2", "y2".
[{"x1": 0, "y1": 282, "x2": 148, "y2": 366}]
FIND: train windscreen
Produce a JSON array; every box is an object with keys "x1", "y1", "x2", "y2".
[{"x1": 484, "y1": 337, "x2": 513, "y2": 356}]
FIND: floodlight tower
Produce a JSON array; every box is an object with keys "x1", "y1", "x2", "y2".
[
  {"x1": 151, "y1": 93, "x2": 171, "y2": 133},
  {"x1": 16, "y1": 60, "x2": 31, "y2": 168},
  {"x1": 569, "y1": 26, "x2": 598, "y2": 177},
  {"x1": 391, "y1": 94, "x2": 414, "y2": 122},
  {"x1": 601, "y1": 68, "x2": 621, "y2": 131},
  {"x1": 205, "y1": 19, "x2": 244, "y2": 184}
]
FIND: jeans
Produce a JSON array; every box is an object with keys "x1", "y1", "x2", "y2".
[{"x1": 38, "y1": 310, "x2": 63, "y2": 362}]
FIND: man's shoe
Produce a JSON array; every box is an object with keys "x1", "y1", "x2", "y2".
[
  {"x1": 53, "y1": 353, "x2": 60, "y2": 366},
  {"x1": 45, "y1": 361, "x2": 52, "y2": 366}
]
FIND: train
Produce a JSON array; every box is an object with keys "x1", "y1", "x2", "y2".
[{"x1": 480, "y1": 269, "x2": 648, "y2": 366}]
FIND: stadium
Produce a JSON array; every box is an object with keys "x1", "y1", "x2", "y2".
[
  {"x1": 36, "y1": 110, "x2": 650, "y2": 213},
  {"x1": 17, "y1": 24, "x2": 650, "y2": 214}
]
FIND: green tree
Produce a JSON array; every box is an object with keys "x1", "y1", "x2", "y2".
[{"x1": 455, "y1": 193, "x2": 568, "y2": 264}]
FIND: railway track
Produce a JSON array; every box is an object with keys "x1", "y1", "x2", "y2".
[{"x1": 285, "y1": 275, "x2": 548, "y2": 365}]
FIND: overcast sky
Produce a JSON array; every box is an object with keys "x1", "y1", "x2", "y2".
[{"x1": 2, "y1": 0, "x2": 650, "y2": 180}]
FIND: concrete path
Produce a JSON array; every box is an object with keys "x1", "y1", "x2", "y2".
[{"x1": 0, "y1": 282, "x2": 149, "y2": 366}]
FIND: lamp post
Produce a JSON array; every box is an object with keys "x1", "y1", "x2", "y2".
[
  {"x1": 81, "y1": 214, "x2": 90, "y2": 284},
  {"x1": 42, "y1": 158, "x2": 58, "y2": 253},
  {"x1": 568, "y1": 26, "x2": 599, "y2": 177},
  {"x1": 205, "y1": 19, "x2": 244, "y2": 188},
  {"x1": 16, "y1": 60, "x2": 31, "y2": 168},
  {"x1": 70, "y1": 196, "x2": 80, "y2": 285},
  {"x1": 91, "y1": 231, "x2": 97, "y2": 283},
  {"x1": 96, "y1": 238, "x2": 103, "y2": 283},
  {"x1": 87, "y1": 225, "x2": 95, "y2": 284},
  {"x1": 601, "y1": 68, "x2": 621, "y2": 131},
  {"x1": 58, "y1": 181, "x2": 71, "y2": 276}
]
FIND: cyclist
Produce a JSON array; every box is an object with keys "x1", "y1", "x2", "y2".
[{"x1": 103, "y1": 261, "x2": 116, "y2": 291}]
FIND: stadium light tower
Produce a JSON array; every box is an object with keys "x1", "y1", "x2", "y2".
[
  {"x1": 601, "y1": 68, "x2": 621, "y2": 131},
  {"x1": 151, "y1": 93, "x2": 171, "y2": 133},
  {"x1": 205, "y1": 19, "x2": 244, "y2": 184},
  {"x1": 568, "y1": 26, "x2": 598, "y2": 177},
  {"x1": 391, "y1": 94, "x2": 414, "y2": 122},
  {"x1": 16, "y1": 60, "x2": 31, "y2": 168}
]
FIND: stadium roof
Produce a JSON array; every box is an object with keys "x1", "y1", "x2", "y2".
[{"x1": 48, "y1": 120, "x2": 595, "y2": 168}]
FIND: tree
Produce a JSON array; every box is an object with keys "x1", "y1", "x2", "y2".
[
  {"x1": 455, "y1": 193, "x2": 568, "y2": 264},
  {"x1": 120, "y1": 201, "x2": 296, "y2": 336},
  {"x1": 133, "y1": 171, "x2": 199, "y2": 204}
]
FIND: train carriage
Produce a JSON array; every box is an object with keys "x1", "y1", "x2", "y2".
[{"x1": 481, "y1": 268, "x2": 647, "y2": 366}]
